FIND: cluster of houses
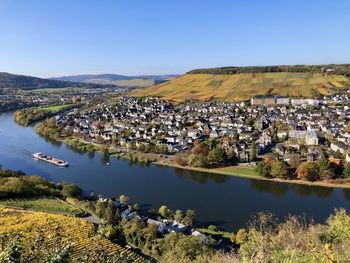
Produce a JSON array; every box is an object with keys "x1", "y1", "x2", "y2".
[
  {"x1": 56, "y1": 93, "x2": 350, "y2": 164},
  {"x1": 98, "y1": 197, "x2": 208, "y2": 243}
]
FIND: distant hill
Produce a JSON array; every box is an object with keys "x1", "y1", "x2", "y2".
[
  {"x1": 0, "y1": 72, "x2": 106, "y2": 90},
  {"x1": 53, "y1": 74, "x2": 179, "y2": 88},
  {"x1": 129, "y1": 64, "x2": 350, "y2": 102}
]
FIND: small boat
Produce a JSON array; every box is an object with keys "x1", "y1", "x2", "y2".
[
  {"x1": 106, "y1": 162, "x2": 110, "y2": 165},
  {"x1": 33, "y1": 152, "x2": 69, "y2": 167}
]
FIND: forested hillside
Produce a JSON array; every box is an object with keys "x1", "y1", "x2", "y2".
[
  {"x1": 0, "y1": 72, "x2": 106, "y2": 90},
  {"x1": 53, "y1": 74, "x2": 178, "y2": 88},
  {"x1": 188, "y1": 64, "x2": 350, "y2": 76}
]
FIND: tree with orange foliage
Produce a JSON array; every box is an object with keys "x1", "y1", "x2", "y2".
[
  {"x1": 263, "y1": 155, "x2": 277, "y2": 165},
  {"x1": 345, "y1": 122, "x2": 350, "y2": 133},
  {"x1": 296, "y1": 162, "x2": 318, "y2": 181}
]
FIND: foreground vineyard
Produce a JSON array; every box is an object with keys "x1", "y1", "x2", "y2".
[{"x1": 0, "y1": 208, "x2": 148, "y2": 263}]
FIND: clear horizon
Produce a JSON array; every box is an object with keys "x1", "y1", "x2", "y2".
[{"x1": 0, "y1": 0, "x2": 349, "y2": 78}]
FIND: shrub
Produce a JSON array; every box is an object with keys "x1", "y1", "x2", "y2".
[{"x1": 61, "y1": 183, "x2": 83, "y2": 198}]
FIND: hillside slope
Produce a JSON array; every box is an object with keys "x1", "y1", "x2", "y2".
[
  {"x1": 0, "y1": 207, "x2": 147, "y2": 262},
  {"x1": 54, "y1": 74, "x2": 178, "y2": 88},
  {"x1": 0, "y1": 72, "x2": 106, "y2": 90},
  {"x1": 129, "y1": 72, "x2": 350, "y2": 102}
]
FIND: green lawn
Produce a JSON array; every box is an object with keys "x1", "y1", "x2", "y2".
[
  {"x1": 196, "y1": 228, "x2": 232, "y2": 239},
  {"x1": 39, "y1": 104, "x2": 73, "y2": 112},
  {"x1": 217, "y1": 166, "x2": 257, "y2": 177},
  {"x1": 31, "y1": 87, "x2": 83, "y2": 94},
  {"x1": 0, "y1": 198, "x2": 81, "y2": 215}
]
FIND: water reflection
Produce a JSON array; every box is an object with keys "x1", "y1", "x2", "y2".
[
  {"x1": 343, "y1": 189, "x2": 350, "y2": 200},
  {"x1": 101, "y1": 155, "x2": 110, "y2": 165},
  {"x1": 313, "y1": 187, "x2": 333, "y2": 199},
  {"x1": 173, "y1": 168, "x2": 229, "y2": 184},
  {"x1": 250, "y1": 179, "x2": 288, "y2": 196},
  {"x1": 38, "y1": 134, "x2": 62, "y2": 147},
  {"x1": 87, "y1": 151, "x2": 95, "y2": 159}
]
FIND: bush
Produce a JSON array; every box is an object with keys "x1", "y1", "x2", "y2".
[
  {"x1": 0, "y1": 176, "x2": 60, "y2": 198},
  {"x1": 61, "y1": 183, "x2": 83, "y2": 198},
  {"x1": 238, "y1": 209, "x2": 350, "y2": 262}
]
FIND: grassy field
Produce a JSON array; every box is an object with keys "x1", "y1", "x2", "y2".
[
  {"x1": 217, "y1": 166, "x2": 256, "y2": 177},
  {"x1": 196, "y1": 228, "x2": 232, "y2": 239},
  {"x1": 31, "y1": 87, "x2": 84, "y2": 94},
  {"x1": 0, "y1": 207, "x2": 148, "y2": 262},
  {"x1": 130, "y1": 72, "x2": 350, "y2": 101},
  {"x1": 39, "y1": 103, "x2": 73, "y2": 112},
  {"x1": 0, "y1": 198, "x2": 81, "y2": 215}
]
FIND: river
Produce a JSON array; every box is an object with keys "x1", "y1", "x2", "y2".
[{"x1": 0, "y1": 111, "x2": 349, "y2": 231}]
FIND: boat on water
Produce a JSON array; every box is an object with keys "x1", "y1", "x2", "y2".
[{"x1": 33, "y1": 152, "x2": 69, "y2": 167}]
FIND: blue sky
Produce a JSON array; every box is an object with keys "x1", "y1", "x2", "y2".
[{"x1": 0, "y1": 0, "x2": 349, "y2": 77}]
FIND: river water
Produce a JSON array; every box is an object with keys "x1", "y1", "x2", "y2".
[{"x1": 0, "y1": 112, "x2": 349, "y2": 230}]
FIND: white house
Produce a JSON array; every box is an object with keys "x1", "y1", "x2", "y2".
[
  {"x1": 331, "y1": 142, "x2": 348, "y2": 154},
  {"x1": 288, "y1": 130, "x2": 318, "y2": 146}
]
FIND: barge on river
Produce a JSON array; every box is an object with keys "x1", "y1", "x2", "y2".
[{"x1": 33, "y1": 152, "x2": 69, "y2": 167}]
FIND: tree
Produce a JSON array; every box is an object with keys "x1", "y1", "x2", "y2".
[
  {"x1": 174, "y1": 209, "x2": 184, "y2": 222},
  {"x1": 270, "y1": 161, "x2": 289, "y2": 179},
  {"x1": 119, "y1": 194, "x2": 129, "y2": 205},
  {"x1": 183, "y1": 209, "x2": 196, "y2": 226},
  {"x1": 316, "y1": 158, "x2": 330, "y2": 174},
  {"x1": 249, "y1": 142, "x2": 257, "y2": 162},
  {"x1": 255, "y1": 162, "x2": 270, "y2": 177},
  {"x1": 174, "y1": 153, "x2": 187, "y2": 166},
  {"x1": 343, "y1": 163, "x2": 350, "y2": 178},
  {"x1": 187, "y1": 154, "x2": 208, "y2": 168},
  {"x1": 61, "y1": 183, "x2": 83, "y2": 198},
  {"x1": 95, "y1": 135, "x2": 105, "y2": 144},
  {"x1": 226, "y1": 149, "x2": 237, "y2": 164},
  {"x1": 95, "y1": 201, "x2": 106, "y2": 218},
  {"x1": 319, "y1": 169, "x2": 335, "y2": 180},
  {"x1": 192, "y1": 140, "x2": 203, "y2": 154},
  {"x1": 207, "y1": 147, "x2": 227, "y2": 166},
  {"x1": 132, "y1": 203, "x2": 140, "y2": 211},
  {"x1": 160, "y1": 232, "x2": 211, "y2": 262},
  {"x1": 208, "y1": 225, "x2": 217, "y2": 232},
  {"x1": 104, "y1": 201, "x2": 116, "y2": 224},
  {"x1": 288, "y1": 153, "x2": 301, "y2": 169},
  {"x1": 158, "y1": 205, "x2": 173, "y2": 219},
  {"x1": 296, "y1": 162, "x2": 318, "y2": 181},
  {"x1": 235, "y1": 228, "x2": 247, "y2": 245},
  {"x1": 263, "y1": 155, "x2": 277, "y2": 165}
]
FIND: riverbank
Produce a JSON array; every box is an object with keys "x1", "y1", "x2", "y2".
[
  {"x1": 52, "y1": 134, "x2": 350, "y2": 189},
  {"x1": 40, "y1": 131, "x2": 350, "y2": 189},
  {"x1": 156, "y1": 161, "x2": 350, "y2": 189}
]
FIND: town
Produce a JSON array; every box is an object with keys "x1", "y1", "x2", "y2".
[{"x1": 52, "y1": 92, "x2": 350, "y2": 172}]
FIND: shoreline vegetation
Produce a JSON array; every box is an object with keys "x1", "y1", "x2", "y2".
[
  {"x1": 34, "y1": 117, "x2": 350, "y2": 189},
  {"x1": 156, "y1": 162, "x2": 350, "y2": 189},
  {"x1": 14, "y1": 104, "x2": 77, "y2": 126}
]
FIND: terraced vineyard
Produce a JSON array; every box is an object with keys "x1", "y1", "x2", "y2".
[
  {"x1": 0, "y1": 208, "x2": 148, "y2": 262},
  {"x1": 130, "y1": 72, "x2": 350, "y2": 102}
]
